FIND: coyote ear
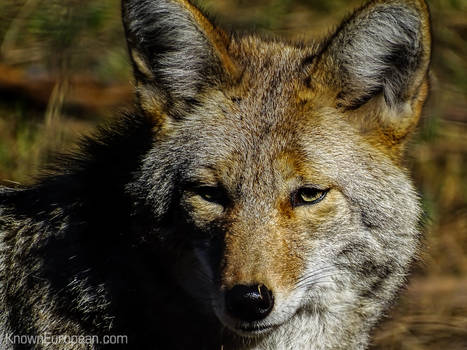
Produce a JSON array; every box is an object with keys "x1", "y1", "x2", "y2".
[
  {"x1": 311, "y1": 0, "x2": 431, "y2": 144},
  {"x1": 122, "y1": 0, "x2": 236, "y2": 116}
]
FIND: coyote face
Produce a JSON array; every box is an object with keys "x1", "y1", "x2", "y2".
[
  {"x1": 122, "y1": 0, "x2": 431, "y2": 347},
  {"x1": 0, "y1": 1, "x2": 431, "y2": 349}
]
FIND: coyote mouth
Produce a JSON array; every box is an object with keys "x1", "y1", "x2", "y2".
[{"x1": 234, "y1": 323, "x2": 278, "y2": 337}]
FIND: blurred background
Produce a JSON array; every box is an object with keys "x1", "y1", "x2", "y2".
[{"x1": 0, "y1": 0, "x2": 465, "y2": 348}]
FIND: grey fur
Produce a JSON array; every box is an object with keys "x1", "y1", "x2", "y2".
[
  {"x1": 325, "y1": 1, "x2": 425, "y2": 109},
  {"x1": 122, "y1": 0, "x2": 225, "y2": 112}
]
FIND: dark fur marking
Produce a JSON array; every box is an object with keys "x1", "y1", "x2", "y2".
[{"x1": 301, "y1": 54, "x2": 316, "y2": 67}]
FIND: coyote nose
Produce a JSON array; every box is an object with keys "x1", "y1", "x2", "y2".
[{"x1": 225, "y1": 284, "x2": 274, "y2": 322}]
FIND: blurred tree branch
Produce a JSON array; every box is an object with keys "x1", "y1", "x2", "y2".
[{"x1": 1, "y1": 0, "x2": 42, "y2": 64}]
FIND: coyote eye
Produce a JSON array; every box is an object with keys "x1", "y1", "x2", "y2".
[
  {"x1": 292, "y1": 187, "x2": 328, "y2": 207},
  {"x1": 195, "y1": 186, "x2": 226, "y2": 205}
]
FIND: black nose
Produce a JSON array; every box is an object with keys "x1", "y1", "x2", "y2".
[{"x1": 225, "y1": 284, "x2": 274, "y2": 322}]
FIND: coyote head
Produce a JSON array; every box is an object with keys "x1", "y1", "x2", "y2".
[{"x1": 122, "y1": 0, "x2": 431, "y2": 347}]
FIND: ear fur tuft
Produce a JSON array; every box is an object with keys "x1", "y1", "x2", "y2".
[
  {"x1": 122, "y1": 0, "x2": 234, "y2": 114},
  {"x1": 317, "y1": 0, "x2": 431, "y2": 111}
]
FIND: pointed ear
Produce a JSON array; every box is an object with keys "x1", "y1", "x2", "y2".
[
  {"x1": 310, "y1": 0, "x2": 431, "y2": 148},
  {"x1": 122, "y1": 0, "x2": 237, "y2": 117}
]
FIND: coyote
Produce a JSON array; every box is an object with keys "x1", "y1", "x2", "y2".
[{"x1": 0, "y1": 0, "x2": 431, "y2": 349}]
